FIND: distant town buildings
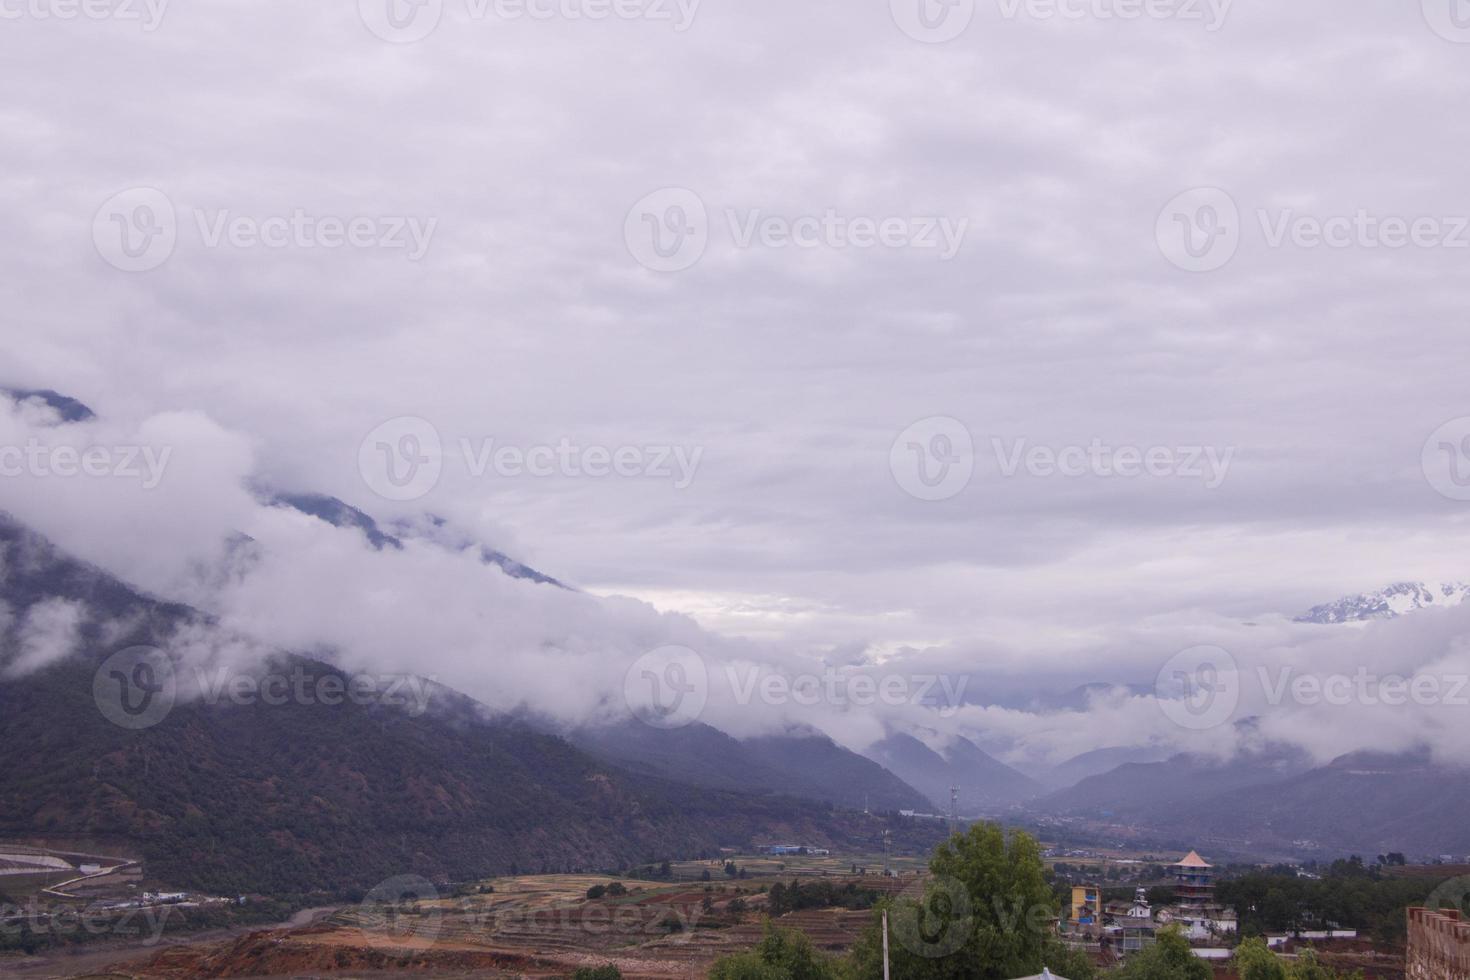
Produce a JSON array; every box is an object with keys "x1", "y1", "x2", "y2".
[
  {"x1": 1408, "y1": 907, "x2": 1470, "y2": 980},
  {"x1": 141, "y1": 891, "x2": 188, "y2": 904},
  {"x1": 764, "y1": 845, "x2": 830, "y2": 856},
  {"x1": 1062, "y1": 850, "x2": 1237, "y2": 961}
]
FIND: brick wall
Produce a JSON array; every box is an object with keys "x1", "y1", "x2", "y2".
[{"x1": 1408, "y1": 908, "x2": 1470, "y2": 980}]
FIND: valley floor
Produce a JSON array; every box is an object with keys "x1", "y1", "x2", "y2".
[{"x1": 24, "y1": 868, "x2": 905, "y2": 979}]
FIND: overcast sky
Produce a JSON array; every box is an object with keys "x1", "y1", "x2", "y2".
[{"x1": 4, "y1": 0, "x2": 1470, "y2": 764}]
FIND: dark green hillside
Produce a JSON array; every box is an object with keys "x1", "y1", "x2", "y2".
[{"x1": 0, "y1": 515, "x2": 925, "y2": 897}]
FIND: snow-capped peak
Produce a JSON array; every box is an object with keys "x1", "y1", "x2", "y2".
[{"x1": 1295, "y1": 581, "x2": 1470, "y2": 624}]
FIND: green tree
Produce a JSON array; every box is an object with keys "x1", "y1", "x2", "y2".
[
  {"x1": 1231, "y1": 939, "x2": 1361, "y2": 980},
  {"x1": 1044, "y1": 941, "x2": 1098, "y2": 980},
  {"x1": 1113, "y1": 927, "x2": 1211, "y2": 980},
  {"x1": 1234, "y1": 937, "x2": 1287, "y2": 980},
  {"x1": 709, "y1": 920, "x2": 841, "y2": 980},
  {"x1": 847, "y1": 822, "x2": 1064, "y2": 980},
  {"x1": 1287, "y1": 948, "x2": 1362, "y2": 980}
]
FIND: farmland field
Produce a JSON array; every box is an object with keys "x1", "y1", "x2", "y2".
[{"x1": 100, "y1": 860, "x2": 927, "y2": 979}]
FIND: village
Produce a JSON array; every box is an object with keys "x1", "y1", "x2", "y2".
[{"x1": 5, "y1": 836, "x2": 1467, "y2": 979}]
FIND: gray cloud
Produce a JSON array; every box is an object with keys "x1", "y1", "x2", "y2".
[{"x1": 4, "y1": 0, "x2": 1470, "y2": 767}]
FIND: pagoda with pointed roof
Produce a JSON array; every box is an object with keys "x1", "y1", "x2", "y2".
[{"x1": 1172, "y1": 850, "x2": 1215, "y2": 912}]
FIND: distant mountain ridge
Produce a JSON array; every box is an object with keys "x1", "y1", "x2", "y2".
[
  {"x1": 267, "y1": 491, "x2": 565, "y2": 587},
  {"x1": 11, "y1": 384, "x2": 1470, "y2": 865},
  {"x1": 1167, "y1": 748, "x2": 1470, "y2": 856},
  {"x1": 1, "y1": 386, "x2": 97, "y2": 423},
  {"x1": 0, "y1": 513, "x2": 924, "y2": 896},
  {"x1": 1, "y1": 385, "x2": 564, "y2": 588},
  {"x1": 567, "y1": 720, "x2": 929, "y2": 812},
  {"x1": 1038, "y1": 742, "x2": 1313, "y2": 815},
  {"x1": 1030, "y1": 742, "x2": 1470, "y2": 856},
  {"x1": 1036, "y1": 744, "x2": 1172, "y2": 790},
  {"x1": 1296, "y1": 581, "x2": 1470, "y2": 624},
  {"x1": 863, "y1": 732, "x2": 1042, "y2": 812}
]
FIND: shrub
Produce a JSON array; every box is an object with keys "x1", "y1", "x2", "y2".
[{"x1": 571, "y1": 966, "x2": 622, "y2": 980}]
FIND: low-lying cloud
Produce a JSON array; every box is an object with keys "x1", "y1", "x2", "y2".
[{"x1": 3, "y1": 398, "x2": 1469, "y2": 775}]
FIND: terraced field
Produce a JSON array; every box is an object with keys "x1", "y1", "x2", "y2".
[{"x1": 122, "y1": 870, "x2": 920, "y2": 978}]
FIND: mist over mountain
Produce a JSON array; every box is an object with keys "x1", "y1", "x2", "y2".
[
  {"x1": 266, "y1": 490, "x2": 565, "y2": 587},
  {"x1": 0, "y1": 513, "x2": 940, "y2": 894},
  {"x1": 5, "y1": 385, "x2": 1470, "y2": 864}
]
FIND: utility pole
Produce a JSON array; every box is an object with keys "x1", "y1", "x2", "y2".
[
  {"x1": 949, "y1": 785, "x2": 959, "y2": 836},
  {"x1": 882, "y1": 908, "x2": 891, "y2": 980}
]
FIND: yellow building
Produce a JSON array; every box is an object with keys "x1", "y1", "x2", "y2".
[{"x1": 1071, "y1": 885, "x2": 1100, "y2": 928}]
